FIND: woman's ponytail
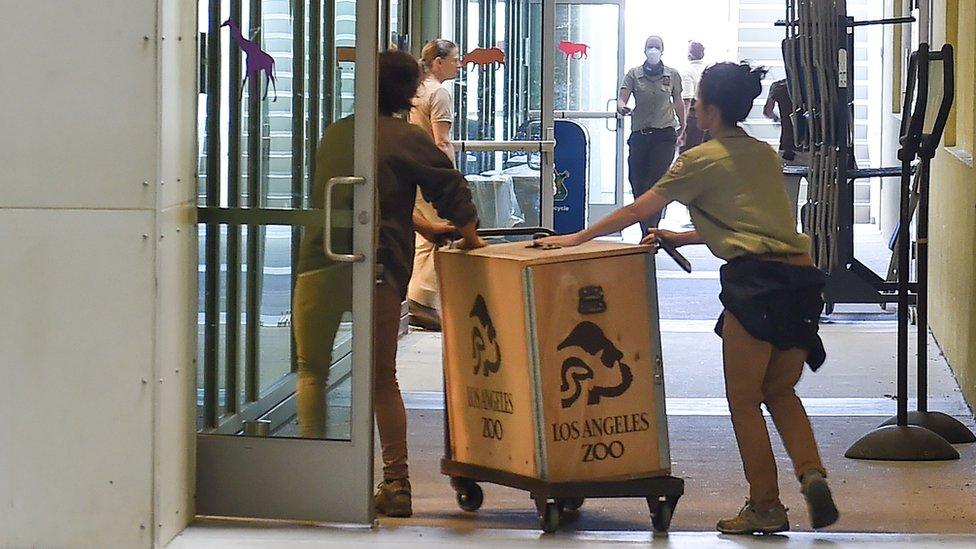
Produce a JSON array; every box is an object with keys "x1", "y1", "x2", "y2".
[{"x1": 699, "y1": 61, "x2": 769, "y2": 125}]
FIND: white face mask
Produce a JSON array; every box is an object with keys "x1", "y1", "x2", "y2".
[{"x1": 645, "y1": 47, "x2": 662, "y2": 65}]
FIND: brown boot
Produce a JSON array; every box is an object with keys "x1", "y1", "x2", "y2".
[{"x1": 374, "y1": 478, "x2": 412, "y2": 518}]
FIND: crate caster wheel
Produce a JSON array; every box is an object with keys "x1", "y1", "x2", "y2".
[
  {"x1": 559, "y1": 497, "x2": 584, "y2": 512},
  {"x1": 648, "y1": 497, "x2": 676, "y2": 532},
  {"x1": 539, "y1": 502, "x2": 560, "y2": 533},
  {"x1": 454, "y1": 480, "x2": 484, "y2": 512}
]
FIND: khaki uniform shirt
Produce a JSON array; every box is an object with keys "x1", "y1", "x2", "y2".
[
  {"x1": 621, "y1": 64, "x2": 683, "y2": 131},
  {"x1": 653, "y1": 129, "x2": 811, "y2": 261}
]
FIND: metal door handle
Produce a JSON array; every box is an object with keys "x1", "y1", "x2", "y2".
[
  {"x1": 606, "y1": 98, "x2": 618, "y2": 132},
  {"x1": 324, "y1": 176, "x2": 366, "y2": 263}
]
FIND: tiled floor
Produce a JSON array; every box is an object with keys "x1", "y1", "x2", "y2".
[
  {"x1": 171, "y1": 522, "x2": 976, "y2": 548},
  {"x1": 179, "y1": 217, "x2": 976, "y2": 547}
]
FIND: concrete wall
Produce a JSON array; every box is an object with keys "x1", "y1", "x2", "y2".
[
  {"x1": 928, "y1": 0, "x2": 976, "y2": 411},
  {"x1": 0, "y1": 1, "x2": 198, "y2": 547}
]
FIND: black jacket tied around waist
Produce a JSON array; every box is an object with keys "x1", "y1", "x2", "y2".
[{"x1": 715, "y1": 257, "x2": 827, "y2": 371}]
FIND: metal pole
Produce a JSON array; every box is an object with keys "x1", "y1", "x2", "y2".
[
  {"x1": 203, "y1": 0, "x2": 223, "y2": 428},
  {"x1": 323, "y1": 0, "x2": 335, "y2": 126},
  {"x1": 225, "y1": 0, "x2": 243, "y2": 415},
  {"x1": 896, "y1": 154, "x2": 911, "y2": 426},
  {"x1": 309, "y1": 0, "x2": 322, "y2": 182},
  {"x1": 917, "y1": 0, "x2": 931, "y2": 44},
  {"x1": 916, "y1": 160, "x2": 929, "y2": 413},
  {"x1": 291, "y1": 0, "x2": 306, "y2": 375},
  {"x1": 245, "y1": 0, "x2": 263, "y2": 403},
  {"x1": 540, "y1": 0, "x2": 556, "y2": 229}
]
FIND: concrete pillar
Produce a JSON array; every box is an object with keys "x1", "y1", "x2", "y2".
[{"x1": 0, "y1": 2, "x2": 198, "y2": 547}]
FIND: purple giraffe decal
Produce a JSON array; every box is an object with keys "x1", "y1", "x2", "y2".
[{"x1": 221, "y1": 19, "x2": 277, "y2": 102}]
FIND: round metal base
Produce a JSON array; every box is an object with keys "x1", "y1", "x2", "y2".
[
  {"x1": 880, "y1": 411, "x2": 976, "y2": 444},
  {"x1": 845, "y1": 425, "x2": 959, "y2": 461}
]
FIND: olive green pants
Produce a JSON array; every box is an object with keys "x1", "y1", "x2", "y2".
[{"x1": 292, "y1": 266, "x2": 409, "y2": 480}]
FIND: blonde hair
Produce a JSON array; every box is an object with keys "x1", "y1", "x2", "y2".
[{"x1": 421, "y1": 39, "x2": 458, "y2": 72}]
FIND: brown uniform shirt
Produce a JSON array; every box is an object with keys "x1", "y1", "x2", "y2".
[{"x1": 298, "y1": 115, "x2": 478, "y2": 298}]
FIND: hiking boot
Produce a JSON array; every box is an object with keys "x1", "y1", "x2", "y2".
[
  {"x1": 801, "y1": 470, "x2": 839, "y2": 529},
  {"x1": 717, "y1": 500, "x2": 790, "y2": 535},
  {"x1": 374, "y1": 478, "x2": 412, "y2": 518}
]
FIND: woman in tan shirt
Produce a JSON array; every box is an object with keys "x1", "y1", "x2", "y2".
[
  {"x1": 407, "y1": 39, "x2": 463, "y2": 330},
  {"x1": 541, "y1": 62, "x2": 838, "y2": 535}
]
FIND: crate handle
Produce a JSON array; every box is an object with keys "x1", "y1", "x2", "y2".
[{"x1": 578, "y1": 286, "x2": 607, "y2": 315}]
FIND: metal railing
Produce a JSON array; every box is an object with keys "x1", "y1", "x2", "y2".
[{"x1": 452, "y1": 139, "x2": 555, "y2": 153}]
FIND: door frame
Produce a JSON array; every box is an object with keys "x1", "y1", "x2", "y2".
[
  {"x1": 447, "y1": 0, "x2": 557, "y2": 229},
  {"x1": 554, "y1": 0, "x2": 626, "y2": 223},
  {"x1": 194, "y1": 0, "x2": 379, "y2": 524}
]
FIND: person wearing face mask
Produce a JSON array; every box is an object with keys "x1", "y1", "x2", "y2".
[
  {"x1": 618, "y1": 35, "x2": 686, "y2": 233},
  {"x1": 407, "y1": 39, "x2": 463, "y2": 331}
]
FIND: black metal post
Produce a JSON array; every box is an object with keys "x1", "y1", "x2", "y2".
[
  {"x1": 879, "y1": 44, "x2": 975, "y2": 443},
  {"x1": 323, "y1": 0, "x2": 335, "y2": 127},
  {"x1": 916, "y1": 159, "x2": 929, "y2": 416},
  {"x1": 846, "y1": 45, "x2": 960, "y2": 460},
  {"x1": 225, "y1": 0, "x2": 243, "y2": 417},
  {"x1": 896, "y1": 152, "x2": 911, "y2": 427},
  {"x1": 203, "y1": 0, "x2": 223, "y2": 429},
  {"x1": 245, "y1": 0, "x2": 263, "y2": 403},
  {"x1": 309, "y1": 0, "x2": 322, "y2": 184},
  {"x1": 291, "y1": 0, "x2": 306, "y2": 374}
]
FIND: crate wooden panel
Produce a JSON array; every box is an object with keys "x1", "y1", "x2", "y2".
[
  {"x1": 437, "y1": 251, "x2": 539, "y2": 478},
  {"x1": 530, "y1": 253, "x2": 669, "y2": 482},
  {"x1": 437, "y1": 240, "x2": 670, "y2": 482}
]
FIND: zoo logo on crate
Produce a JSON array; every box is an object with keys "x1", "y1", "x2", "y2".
[
  {"x1": 554, "y1": 170, "x2": 570, "y2": 202},
  {"x1": 557, "y1": 321, "x2": 633, "y2": 408},
  {"x1": 470, "y1": 295, "x2": 502, "y2": 377}
]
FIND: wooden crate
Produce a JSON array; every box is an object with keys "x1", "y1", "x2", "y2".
[{"x1": 436, "y1": 240, "x2": 671, "y2": 483}]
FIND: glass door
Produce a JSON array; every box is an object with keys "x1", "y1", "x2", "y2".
[
  {"x1": 554, "y1": 0, "x2": 625, "y2": 223},
  {"x1": 450, "y1": 0, "x2": 555, "y2": 229},
  {"x1": 194, "y1": 0, "x2": 378, "y2": 523}
]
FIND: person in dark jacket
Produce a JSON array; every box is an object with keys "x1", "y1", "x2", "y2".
[
  {"x1": 539, "y1": 62, "x2": 838, "y2": 535},
  {"x1": 293, "y1": 50, "x2": 485, "y2": 518}
]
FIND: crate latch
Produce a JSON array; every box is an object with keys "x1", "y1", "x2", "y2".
[{"x1": 577, "y1": 286, "x2": 607, "y2": 315}]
